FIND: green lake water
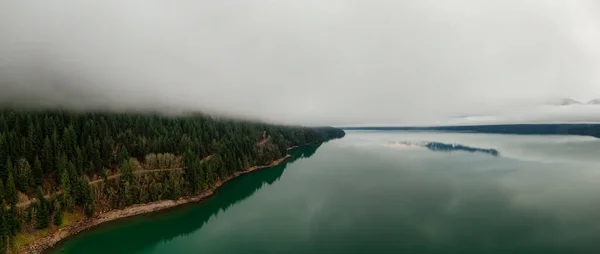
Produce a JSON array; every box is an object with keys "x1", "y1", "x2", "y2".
[{"x1": 52, "y1": 131, "x2": 600, "y2": 254}]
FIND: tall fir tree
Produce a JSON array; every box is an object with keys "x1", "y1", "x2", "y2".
[
  {"x1": 53, "y1": 201, "x2": 63, "y2": 226},
  {"x1": 35, "y1": 187, "x2": 50, "y2": 229},
  {"x1": 60, "y1": 169, "x2": 73, "y2": 210},
  {"x1": 41, "y1": 137, "x2": 53, "y2": 174},
  {"x1": 0, "y1": 135, "x2": 6, "y2": 182},
  {"x1": 5, "y1": 173, "x2": 17, "y2": 205},
  {"x1": 0, "y1": 200, "x2": 7, "y2": 254},
  {"x1": 120, "y1": 159, "x2": 134, "y2": 184},
  {"x1": 8, "y1": 204, "x2": 19, "y2": 236},
  {"x1": 33, "y1": 156, "x2": 43, "y2": 186},
  {"x1": 118, "y1": 146, "x2": 130, "y2": 163},
  {"x1": 0, "y1": 180, "x2": 4, "y2": 202},
  {"x1": 15, "y1": 158, "x2": 32, "y2": 191}
]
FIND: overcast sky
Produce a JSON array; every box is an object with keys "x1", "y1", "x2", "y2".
[{"x1": 1, "y1": 0, "x2": 600, "y2": 126}]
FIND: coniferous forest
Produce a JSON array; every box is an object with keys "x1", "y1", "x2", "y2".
[{"x1": 0, "y1": 110, "x2": 345, "y2": 252}]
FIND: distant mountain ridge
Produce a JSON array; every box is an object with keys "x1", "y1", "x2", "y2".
[
  {"x1": 546, "y1": 98, "x2": 600, "y2": 106},
  {"x1": 343, "y1": 124, "x2": 600, "y2": 138},
  {"x1": 587, "y1": 99, "x2": 600, "y2": 105}
]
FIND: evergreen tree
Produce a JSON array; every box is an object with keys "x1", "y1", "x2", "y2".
[
  {"x1": 33, "y1": 156, "x2": 43, "y2": 186},
  {"x1": 3, "y1": 160, "x2": 11, "y2": 180},
  {"x1": 8, "y1": 204, "x2": 19, "y2": 236},
  {"x1": 35, "y1": 187, "x2": 50, "y2": 229},
  {"x1": 123, "y1": 182, "x2": 132, "y2": 207},
  {"x1": 0, "y1": 201, "x2": 6, "y2": 254},
  {"x1": 0, "y1": 135, "x2": 6, "y2": 182},
  {"x1": 0, "y1": 180, "x2": 4, "y2": 202},
  {"x1": 120, "y1": 159, "x2": 134, "y2": 184},
  {"x1": 69, "y1": 163, "x2": 81, "y2": 205},
  {"x1": 41, "y1": 137, "x2": 53, "y2": 174},
  {"x1": 118, "y1": 146, "x2": 130, "y2": 163},
  {"x1": 101, "y1": 136, "x2": 113, "y2": 166},
  {"x1": 5, "y1": 173, "x2": 17, "y2": 205},
  {"x1": 53, "y1": 202, "x2": 62, "y2": 226},
  {"x1": 60, "y1": 169, "x2": 73, "y2": 210},
  {"x1": 84, "y1": 202, "x2": 94, "y2": 218},
  {"x1": 15, "y1": 158, "x2": 32, "y2": 191},
  {"x1": 74, "y1": 147, "x2": 84, "y2": 175}
]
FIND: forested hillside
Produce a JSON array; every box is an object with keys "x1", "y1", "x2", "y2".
[{"x1": 0, "y1": 110, "x2": 344, "y2": 252}]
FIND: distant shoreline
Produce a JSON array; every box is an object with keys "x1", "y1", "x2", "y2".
[
  {"x1": 343, "y1": 123, "x2": 600, "y2": 138},
  {"x1": 21, "y1": 154, "x2": 293, "y2": 254}
]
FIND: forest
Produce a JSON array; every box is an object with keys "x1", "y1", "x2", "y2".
[{"x1": 0, "y1": 109, "x2": 345, "y2": 252}]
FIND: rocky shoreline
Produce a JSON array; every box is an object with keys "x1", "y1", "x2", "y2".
[{"x1": 19, "y1": 155, "x2": 292, "y2": 254}]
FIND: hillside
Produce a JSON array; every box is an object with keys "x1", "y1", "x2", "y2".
[{"x1": 0, "y1": 110, "x2": 345, "y2": 253}]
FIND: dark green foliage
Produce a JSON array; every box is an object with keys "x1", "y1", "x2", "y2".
[
  {"x1": 118, "y1": 147, "x2": 130, "y2": 164},
  {"x1": 0, "y1": 201, "x2": 6, "y2": 254},
  {"x1": 120, "y1": 159, "x2": 134, "y2": 184},
  {"x1": 7, "y1": 204, "x2": 19, "y2": 236},
  {"x1": 5, "y1": 173, "x2": 17, "y2": 205},
  {"x1": 0, "y1": 109, "x2": 345, "y2": 236},
  {"x1": 41, "y1": 137, "x2": 53, "y2": 174},
  {"x1": 15, "y1": 158, "x2": 32, "y2": 191},
  {"x1": 53, "y1": 202, "x2": 63, "y2": 226},
  {"x1": 84, "y1": 202, "x2": 94, "y2": 218},
  {"x1": 33, "y1": 156, "x2": 43, "y2": 186},
  {"x1": 80, "y1": 176, "x2": 94, "y2": 218},
  {"x1": 60, "y1": 168, "x2": 73, "y2": 210},
  {"x1": 101, "y1": 136, "x2": 114, "y2": 166},
  {"x1": 0, "y1": 181, "x2": 4, "y2": 202},
  {"x1": 35, "y1": 187, "x2": 50, "y2": 229},
  {"x1": 3, "y1": 160, "x2": 11, "y2": 182}
]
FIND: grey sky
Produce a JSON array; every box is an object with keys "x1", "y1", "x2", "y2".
[{"x1": 1, "y1": 0, "x2": 600, "y2": 126}]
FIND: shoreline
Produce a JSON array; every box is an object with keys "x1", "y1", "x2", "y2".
[{"x1": 20, "y1": 154, "x2": 292, "y2": 254}]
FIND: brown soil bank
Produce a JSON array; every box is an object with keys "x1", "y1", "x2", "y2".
[{"x1": 19, "y1": 155, "x2": 291, "y2": 254}]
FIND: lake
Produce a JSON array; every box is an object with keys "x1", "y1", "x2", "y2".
[{"x1": 52, "y1": 131, "x2": 600, "y2": 254}]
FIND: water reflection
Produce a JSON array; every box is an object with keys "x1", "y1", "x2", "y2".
[{"x1": 52, "y1": 144, "x2": 322, "y2": 254}]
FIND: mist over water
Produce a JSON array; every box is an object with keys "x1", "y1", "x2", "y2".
[{"x1": 54, "y1": 131, "x2": 600, "y2": 254}]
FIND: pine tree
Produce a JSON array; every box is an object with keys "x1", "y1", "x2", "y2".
[
  {"x1": 120, "y1": 159, "x2": 134, "y2": 184},
  {"x1": 84, "y1": 202, "x2": 94, "y2": 218},
  {"x1": 123, "y1": 182, "x2": 132, "y2": 207},
  {"x1": 15, "y1": 158, "x2": 32, "y2": 191},
  {"x1": 8, "y1": 204, "x2": 19, "y2": 236},
  {"x1": 62, "y1": 128, "x2": 73, "y2": 158},
  {"x1": 0, "y1": 135, "x2": 7, "y2": 182},
  {"x1": 60, "y1": 169, "x2": 73, "y2": 210},
  {"x1": 101, "y1": 136, "x2": 113, "y2": 167},
  {"x1": 41, "y1": 137, "x2": 53, "y2": 174},
  {"x1": 51, "y1": 130, "x2": 61, "y2": 169},
  {"x1": 53, "y1": 202, "x2": 62, "y2": 226},
  {"x1": 118, "y1": 146, "x2": 130, "y2": 163},
  {"x1": 26, "y1": 121, "x2": 37, "y2": 162},
  {"x1": 74, "y1": 147, "x2": 84, "y2": 175},
  {"x1": 0, "y1": 201, "x2": 7, "y2": 254},
  {"x1": 5, "y1": 173, "x2": 17, "y2": 205},
  {"x1": 0, "y1": 180, "x2": 4, "y2": 202},
  {"x1": 33, "y1": 156, "x2": 43, "y2": 186},
  {"x1": 69, "y1": 162, "x2": 81, "y2": 205},
  {"x1": 81, "y1": 176, "x2": 94, "y2": 218},
  {"x1": 35, "y1": 187, "x2": 49, "y2": 229},
  {"x1": 3, "y1": 160, "x2": 11, "y2": 180}
]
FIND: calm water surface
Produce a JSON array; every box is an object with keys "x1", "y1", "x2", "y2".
[{"x1": 53, "y1": 131, "x2": 600, "y2": 254}]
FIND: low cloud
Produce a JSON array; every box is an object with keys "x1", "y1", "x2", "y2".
[{"x1": 1, "y1": 1, "x2": 600, "y2": 125}]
